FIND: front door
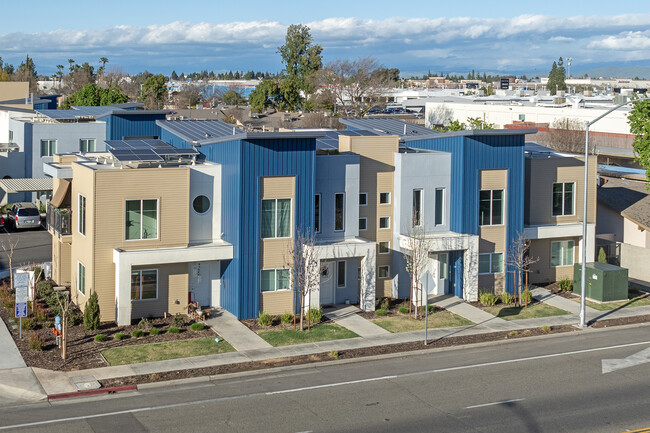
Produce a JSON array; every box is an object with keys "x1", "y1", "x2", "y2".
[
  {"x1": 189, "y1": 262, "x2": 211, "y2": 307},
  {"x1": 320, "y1": 261, "x2": 335, "y2": 306},
  {"x1": 438, "y1": 253, "x2": 450, "y2": 295}
]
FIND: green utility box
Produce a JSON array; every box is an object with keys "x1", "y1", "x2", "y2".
[{"x1": 573, "y1": 262, "x2": 629, "y2": 302}]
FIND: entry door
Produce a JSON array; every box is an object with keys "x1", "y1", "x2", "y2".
[
  {"x1": 438, "y1": 253, "x2": 450, "y2": 294},
  {"x1": 320, "y1": 262, "x2": 335, "y2": 305},
  {"x1": 189, "y1": 262, "x2": 211, "y2": 307}
]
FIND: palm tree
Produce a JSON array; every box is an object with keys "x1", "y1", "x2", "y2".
[
  {"x1": 56, "y1": 65, "x2": 64, "y2": 89},
  {"x1": 98, "y1": 57, "x2": 108, "y2": 81},
  {"x1": 67, "y1": 59, "x2": 75, "y2": 74}
]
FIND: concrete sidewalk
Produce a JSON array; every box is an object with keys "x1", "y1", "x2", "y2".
[
  {"x1": 324, "y1": 305, "x2": 391, "y2": 337},
  {"x1": 430, "y1": 294, "x2": 521, "y2": 331},
  {"x1": 0, "y1": 317, "x2": 26, "y2": 369},
  {"x1": 531, "y1": 287, "x2": 600, "y2": 316},
  {"x1": 203, "y1": 308, "x2": 272, "y2": 351}
]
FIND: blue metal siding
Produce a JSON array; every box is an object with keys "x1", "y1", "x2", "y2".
[
  {"x1": 160, "y1": 129, "x2": 190, "y2": 149},
  {"x1": 101, "y1": 113, "x2": 167, "y2": 140}
]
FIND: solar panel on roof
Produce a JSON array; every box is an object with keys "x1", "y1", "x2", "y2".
[{"x1": 107, "y1": 139, "x2": 198, "y2": 162}]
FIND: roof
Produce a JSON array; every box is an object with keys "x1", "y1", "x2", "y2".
[
  {"x1": 0, "y1": 178, "x2": 53, "y2": 193},
  {"x1": 157, "y1": 119, "x2": 245, "y2": 143},
  {"x1": 598, "y1": 177, "x2": 650, "y2": 231},
  {"x1": 315, "y1": 130, "x2": 380, "y2": 151},
  {"x1": 106, "y1": 139, "x2": 199, "y2": 163},
  {"x1": 35, "y1": 103, "x2": 170, "y2": 121}
]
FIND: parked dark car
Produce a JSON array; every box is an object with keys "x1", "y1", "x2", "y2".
[{"x1": 7, "y1": 202, "x2": 41, "y2": 230}]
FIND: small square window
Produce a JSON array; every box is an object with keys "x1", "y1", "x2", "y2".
[
  {"x1": 378, "y1": 266, "x2": 390, "y2": 279},
  {"x1": 359, "y1": 193, "x2": 368, "y2": 206},
  {"x1": 359, "y1": 217, "x2": 367, "y2": 231},
  {"x1": 378, "y1": 241, "x2": 390, "y2": 254},
  {"x1": 379, "y1": 217, "x2": 390, "y2": 229},
  {"x1": 379, "y1": 192, "x2": 391, "y2": 204}
]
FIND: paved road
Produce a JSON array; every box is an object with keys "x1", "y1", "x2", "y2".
[
  {"x1": 0, "y1": 227, "x2": 51, "y2": 271},
  {"x1": 3, "y1": 325, "x2": 650, "y2": 432}
]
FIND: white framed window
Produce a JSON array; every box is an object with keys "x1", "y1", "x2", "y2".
[
  {"x1": 40, "y1": 139, "x2": 56, "y2": 157},
  {"x1": 438, "y1": 253, "x2": 448, "y2": 279},
  {"x1": 378, "y1": 241, "x2": 390, "y2": 254},
  {"x1": 260, "y1": 268, "x2": 291, "y2": 292},
  {"x1": 378, "y1": 265, "x2": 390, "y2": 279},
  {"x1": 131, "y1": 269, "x2": 158, "y2": 300},
  {"x1": 80, "y1": 138, "x2": 96, "y2": 153},
  {"x1": 435, "y1": 188, "x2": 445, "y2": 226},
  {"x1": 552, "y1": 182, "x2": 575, "y2": 216},
  {"x1": 359, "y1": 217, "x2": 367, "y2": 231},
  {"x1": 337, "y1": 261, "x2": 346, "y2": 288},
  {"x1": 78, "y1": 194, "x2": 86, "y2": 236},
  {"x1": 77, "y1": 262, "x2": 86, "y2": 296},
  {"x1": 478, "y1": 253, "x2": 504, "y2": 274},
  {"x1": 379, "y1": 216, "x2": 390, "y2": 229},
  {"x1": 379, "y1": 192, "x2": 391, "y2": 205},
  {"x1": 125, "y1": 199, "x2": 158, "y2": 240},
  {"x1": 261, "y1": 198, "x2": 292, "y2": 238},
  {"x1": 412, "y1": 189, "x2": 423, "y2": 227},
  {"x1": 314, "y1": 194, "x2": 321, "y2": 233},
  {"x1": 551, "y1": 240, "x2": 574, "y2": 267},
  {"x1": 479, "y1": 189, "x2": 504, "y2": 226},
  {"x1": 334, "y1": 193, "x2": 345, "y2": 231},
  {"x1": 359, "y1": 193, "x2": 368, "y2": 206}
]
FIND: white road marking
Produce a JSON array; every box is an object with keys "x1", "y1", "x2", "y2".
[
  {"x1": 602, "y1": 346, "x2": 650, "y2": 374},
  {"x1": 465, "y1": 398, "x2": 525, "y2": 409},
  {"x1": 2, "y1": 340, "x2": 650, "y2": 430}
]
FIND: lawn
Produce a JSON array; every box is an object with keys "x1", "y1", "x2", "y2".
[
  {"x1": 372, "y1": 311, "x2": 473, "y2": 333},
  {"x1": 102, "y1": 337, "x2": 235, "y2": 366},
  {"x1": 481, "y1": 302, "x2": 570, "y2": 321},
  {"x1": 257, "y1": 324, "x2": 358, "y2": 347},
  {"x1": 571, "y1": 292, "x2": 650, "y2": 311}
]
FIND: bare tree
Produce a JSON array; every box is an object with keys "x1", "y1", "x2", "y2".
[
  {"x1": 1, "y1": 236, "x2": 19, "y2": 291},
  {"x1": 427, "y1": 104, "x2": 455, "y2": 128},
  {"x1": 403, "y1": 225, "x2": 433, "y2": 319},
  {"x1": 54, "y1": 290, "x2": 72, "y2": 361},
  {"x1": 286, "y1": 229, "x2": 321, "y2": 331},
  {"x1": 542, "y1": 117, "x2": 587, "y2": 154},
  {"x1": 506, "y1": 232, "x2": 539, "y2": 307}
]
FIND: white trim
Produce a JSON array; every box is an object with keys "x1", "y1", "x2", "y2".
[
  {"x1": 379, "y1": 216, "x2": 390, "y2": 230},
  {"x1": 435, "y1": 187, "x2": 445, "y2": 226},
  {"x1": 77, "y1": 261, "x2": 86, "y2": 297},
  {"x1": 378, "y1": 241, "x2": 390, "y2": 254},
  {"x1": 79, "y1": 138, "x2": 96, "y2": 153},
  {"x1": 78, "y1": 194, "x2": 86, "y2": 237},
  {"x1": 412, "y1": 188, "x2": 423, "y2": 227},
  {"x1": 478, "y1": 252, "x2": 504, "y2": 275},
  {"x1": 359, "y1": 217, "x2": 367, "y2": 231},
  {"x1": 260, "y1": 268, "x2": 291, "y2": 293},
  {"x1": 125, "y1": 198, "x2": 159, "y2": 241},
  {"x1": 260, "y1": 197, "x2": 293, "y2": 239},
  {"x1": 40, "y1": 139, "x2": 56, "y2": 157},
  {"x1": 552, "y1": 182, "x2": 576, "y2": 217},
  {"x1": 315, "y1": 193, "x2": 321, "y2": 234},
  {"x1": 359, "y1": 192, "x2": 368, "y2": 206},
  {"x1": 334, "y1": 192, "x2": 345, "y2": 232},
  {"x1": 551, "y1": 240, "x2": 575, "y2": 267},
  {"x1": 479, "y1": 189, "x2": 505, "y2": 227},
  {"x1": 379, "y1": 192, "x2": 391, "y2": 205},
  {"x1": 378, "y1": 265, "x2": 390, "y2": 279},
  {"x1": 131, "y1": 269, "x2": 159, "y2": 301},
  {"x1": 191, "y1": 195, "x2": 212, "y2": 215},
  {"x1": 337, "y1": 260, "x2": 346, "y2": 288}
]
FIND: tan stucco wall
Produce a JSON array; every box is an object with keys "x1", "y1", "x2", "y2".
[
  {"x1": 528, "y1": 237, "x2": 580, "y2": 284},
  {"x1": 51, "y1": 238, "x2": 71, "y2": 286},
  {"x1": 260, "y1": 290, "x2": 294, "y2": 315},
  {"x1": 478, "y1": 169, "x2": 507, "y2": 293},
  {"x1": 0, "y1": 82, "x2": 29, "y2": 106},
  {"x1": 131, "y1": 263, "x2": 188, "y2": 320}
]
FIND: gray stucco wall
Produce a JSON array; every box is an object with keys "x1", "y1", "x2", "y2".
[
  {"x1": 315, "y1": 154, "x2": 360, "y2": 241},
  {"x1": 0, "y1": 151, "x2": 27, "y2": 203},
  {"x1": 323, "y1": 257, "x2": 360, "y2": 304}
]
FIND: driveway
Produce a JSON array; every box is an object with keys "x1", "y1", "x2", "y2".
[{"x1": 0, "y1": 227, "x2": 51, "y2": 270}]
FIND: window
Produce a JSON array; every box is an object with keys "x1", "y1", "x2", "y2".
[
  {"x1": 78, "y1": 194, "x2": 86, "y2": 236},
  {"x1": 359, "y1": 217, "x2": 367, "y2": 231},
  {"x1": 261, "y1": 198, "x2": 291, "y2": 238},
  {"x1": 40, "y1": 139, "x2": 56, "y2": 157},
  {"x1": 478, "y1": 253, "x2": 504, "y2": 274},
  {"x1": 551, "y1": 240, "x2": 574, "y2": 267},
  {"x1": 131, "y1": 269, "x2": 158, "y2": 300},
  {"x1": 378, "y1": 241, "x2": 390, "y2": 254},
  {"x1": 379, "y1": 216, "x2": 390, "y2": 229},
  {"x1": 552, "y1": 182, "x2": 575, "y2": 216},
  {"x1": 125, "y1": 199, "x2": 158, "y2": 240},
  {"x1": 260, "y1": 268, "x2": 290, "y2": 292},
  {"x1": 379, "y1": 192, "x2": 391, "y2": 204},
  {"x1": 77, "y1": 262, "x2": 86, "y2": 295},
  {"x1": 378, "y1": 265, "x2": 390, "y2": 279},
  {"x1": 337, "y1": 261, "x2": 346, "y2": 287},
  {"x1": 334, "y1": 193, "x2": 344, "y2": 231},
  {"x1": 438, "y1": 253, "x2": 448, "y2": 279},
  {"x1": 412, "y1": 189, "x2": 422, "y2": 227},
  {"x1": 359, "y1": 193, "x2": 368, "y2": 206},
  {"x1": 314, "y1": 194, "x2": 321, "y2": 233},
  {"x1": 479, "y1": 189, "x2": 504, "y2": 226},
  {"x1": 435, "y1": 188, "x2": 445, "y2": 225},
  {"x1": 80, "y1": 138, "x2": 95, "y2": 153},
  {"x1": 193, "y1": 195, "x2": 210, "y2": 214}
]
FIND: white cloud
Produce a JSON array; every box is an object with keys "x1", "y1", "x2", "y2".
[
  {"x1": 549, "y1": 36, "x2": 575, "y2": 42},
  {"x1": 588, "y1": 31, "x2": 650, "y2": 50}
]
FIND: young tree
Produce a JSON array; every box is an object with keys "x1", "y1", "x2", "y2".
[
  {"x1": 83, "y1": 290, "x2": 100, "y2": 331},
  {"x1": 248, "y1": 80, "x2": 280, "y2": 112},
  {"x1": 628, "y1": 99, "x2": 650, "y2": 184},
  {"x1": 55, "y1": 290, "x2": 72, "y2": 360},
  {"x1": 547, "y1": 57, "x2": 567, "y2": 95},
  {"x1": 403, "y1": 225, "x2": 433, "y2": 319},
  {"x1": 506, "y1": 232, "x2": 539, "y2": 307},
  {"x1": 221, "y1": 89, "x2": 245, "y2": 106},
  {"x1": 544, "y1": 117, "x2": 587, "y2": 153},
  {"x1": 1, "y1": 236, "x2": 19, "y2": 291},
  {"x1": 141, "y1": 74, "x2": 167, "y2": 109},
  {"x1": 597, "y1": 247, "x2": 608, "y2": 264},
  {"x1": 286, "y1": 229, "x2": 321, "y2": 330}
]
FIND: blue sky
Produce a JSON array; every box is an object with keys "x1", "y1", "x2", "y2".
[{"x1": 2, "y1": 0, "x2": 650, "y2": 76}]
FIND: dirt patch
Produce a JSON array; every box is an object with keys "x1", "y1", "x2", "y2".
[
  {"x1": 100, "y1": 324, "x2": 576, "y2": 387},
  {"x1": 241, "y1": 315, "x2": 332, "y2": 332},
  {"x1": 357, "y1": 299, "x2": 440, "y2": 320},
  {"x1": 590, "y1": 314, "x2": 650, "y2": 328},
  {"x1": 545, "y1": 282, "x2": 579, "y2": 299}
]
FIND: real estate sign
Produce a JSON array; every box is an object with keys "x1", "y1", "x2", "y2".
[{"x1": 14, "y1": 272, "x2": 28, "y2": 318}]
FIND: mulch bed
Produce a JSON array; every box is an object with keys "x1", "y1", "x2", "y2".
[
  {"x1": 357, "y1": 303, "x2": 443, "y2": 320},
  {"x1": 590, "y1": 314, "x2": 650, "y2": 328},
  {"x1": 241, "y1": 315, "x2": 333, "y2": 332},
  {"x1": 100, "y1": 324, "x2": 577, "y2": 387},
  {"x1": 545, "y1": 282, "x2": 579, "y2": 299}
]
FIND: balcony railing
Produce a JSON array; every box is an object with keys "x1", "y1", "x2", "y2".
[{"x1": 47, "y1": 205, "x2": 71, "y2": 236}]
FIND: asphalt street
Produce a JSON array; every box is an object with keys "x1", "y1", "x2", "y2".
[
  {"x1": 2, "y1": 325, "x2": 650, "y2": 432},
  {"x1": 0, "y1": 227, "x2": 51, "y2": 271}
]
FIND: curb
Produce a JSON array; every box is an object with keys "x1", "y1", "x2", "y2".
[{"x1": 48, "y1": 384, "x2": 137, "y2": 401}]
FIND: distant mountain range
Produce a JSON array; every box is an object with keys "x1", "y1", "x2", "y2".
[{"x1": 573, "y1": 66, "x2": 650, "y2": 80}]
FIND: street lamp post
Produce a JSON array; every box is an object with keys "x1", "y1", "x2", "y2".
[{"x1": 579, "y1": 96, "x2": 649, "y2": 328}]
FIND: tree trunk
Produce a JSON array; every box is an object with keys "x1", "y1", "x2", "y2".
[
  {"x1": 61, "y1": 311, "x2": 67, "y2": 361},
  {"x1": 293, "y1": 289, "x2": 297, "y2": 330},
  {"x1": 307, "y1": 290, "x2": 311, "y2": 331}
]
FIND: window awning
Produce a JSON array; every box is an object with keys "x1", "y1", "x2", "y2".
[
  {"x1": 50, "y1": 179, "x2": 70, "y2": 208},
  {"x1": 0, "y1": 178, "x2": 53, "y2": 194}
]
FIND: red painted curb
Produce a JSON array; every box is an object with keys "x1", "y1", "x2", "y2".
[{"x1": 48, "y1": 384, "x2": 137, "y2": 400}]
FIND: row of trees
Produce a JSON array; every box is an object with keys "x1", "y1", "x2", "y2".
[{"x1": 172, "y1": 70, "x2": 279, "y2": 81}]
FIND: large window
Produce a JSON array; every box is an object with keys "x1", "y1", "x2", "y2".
[
  {"x1": 435, "y1": 188, "x2": 445, "y2": 225},
  {"x1": 80, "y1": 138, "x2": 95, "y2": 153},
  {"x1": 78, "y1": 194, "x2": 86, "y2": 236},
  {"x1": 131, "y1": 269, "x2": 158, "y2": 300},
  {"x1": 334, "y1": 193, "x2": 344, "y2": 231},
  {"x1": 314, "y1": 194, "x2": 321, "y2": 233},
  {"x1": 260, "y1": 268, "x2": 290, "y2": 292},
  {"x1": 412, "y1": 189, "x2": 422, "y2": 227},
  {"x1": 551, "y1": 240, "x2": 574, "y2": 267},
  {"x1": 77, "y1": 262, "x2": 86, "y2": 295},
  {"x1": 261, "y1": 198, "x2": 291, "y2": 238},
  {"x1": 379, "y1": 192, "x2": 391, "y2": 205},
  {"x1": 40, "y1": 139, "x2": 56, "y2": 157},
  {"x1": 479, "y1": 189, "x2": 504, "y2": 226},
  {"x1": 125, "y1": 199, "x2": 158, "y2": 240},
  {"x1": 552, "y1": 182, "x2": 575, "y2": 216},
  {"x1": 479, "y1": 252, "x2": 504, "y2": 274},
  {"x1": 337, "y1": 261, "x2": 346, "y2": 288}
]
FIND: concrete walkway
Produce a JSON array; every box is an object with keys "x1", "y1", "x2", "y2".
[
  {"x1": 323, "y1": 305, "x2": 391, "y2": 337},
  {"x1": 531, "y1": 287, "x2": 600, "y2": 316},
  {"x1": 430, "y1": 294, "x2": 521, "y2": 331},
  {"x1": 0, "y1": 317, "x2": 26, "y2": 369},
  {"x1": 203, "y1": 308, "x2": 272, "y2": 351}
]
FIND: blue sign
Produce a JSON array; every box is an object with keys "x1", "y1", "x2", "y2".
[{"x1": 15, "y1": 302, "x2": 27, "y2": 318}]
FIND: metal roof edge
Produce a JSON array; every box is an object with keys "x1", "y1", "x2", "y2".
[
  {"x1": 195, "y1": 131, "x2": 326, "y2": 146},
  {"x1": 401, "y1": 128, "x2": 538, "y2": 141}
]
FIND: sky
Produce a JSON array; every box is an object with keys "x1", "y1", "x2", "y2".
[{"x1": 2, "y1": 0, "x2": 650, "y2": 77}]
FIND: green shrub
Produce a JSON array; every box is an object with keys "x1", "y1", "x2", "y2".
[
  {"x1": 83, "y1": 291, "x2": 100, "y2": 331},
  {"x1": 31, "y1": 267, "x2": 44, "y2": 283},
  {"x1": 94, "y1": 334, "x2": 107, "y2": 342},
  {"x1": 1, "y1": 291, "x2": 14, "y2": 308},
  {"x1": 168, "y1": 327, "x2": 180, "y2": 334},
  {"x1": 36, "y1": 281, "x2": 53, "y2": 299},
  {"x1": 114, "y1": 332, "x2": 126, "y2": 340},
  {"x1": 521, "y1": 287, "x2": 533, "y2": 304},
  {"x1": 21, "y1": 318, "x2": 36, "y2": 330},
  {"x1": 375, "y1": 308, "x2": 387, "y2": 316},
  {"x1": 33, "y1": 305, "x2": 47, "y2": 323},
  {"x1": 257, "y1": 311, "x2": 272, "y2": 327},
  {"x1": 137, "y1": 317, "x2": 153, "y2": 331},
  {"x1": 307, "y1": 307, "x2": 322, "y2": 324},
  {"x1": 479, "y1": 291, "x2": 498, "y2": 306},
  {"x1": 558, "y1": 278, "x2": 573, "y2": 292},
  {"x1": 379, "y1": 298, "x2": 390, "y2": 310},
  {"x1": 280, "y1": 311, "x2": 293, "y2": 324},
  {"x1": 132, "y1": 329, "x2": 144, "y2": 338},
  {"x1": 598, "y1": 247, "x2": 607, "y2": 263},
  {"x1": 28, "y1": 332, "x2": 44, "y2": 351},
  {"x1": 190, "y1": 322, "x2": 204, "y2": 331},
  {"x1": 500, "y1": 292, "x2": 515, "y2": 304},
  {"x1": 329, "y1": 350, "x2": 339, "y2": 359},
  {"x1": 398, "y1": 306, "x2": 409, "y2": 314},
  {"x1": 421, "y1": 305, "x2": 435, "y2": 313},
  {"x1": 149, "y1": 328, "x2": 161, "y2": 336},
  {"x1": 172, "y1": 313, "x2": 185, "y2": 328},
  {"x1": 540, "y1": 325, "x2": 551, "y2": 333},
  {"x1": 67, "y1": 309, "x2": 83, "y2": 326}
]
